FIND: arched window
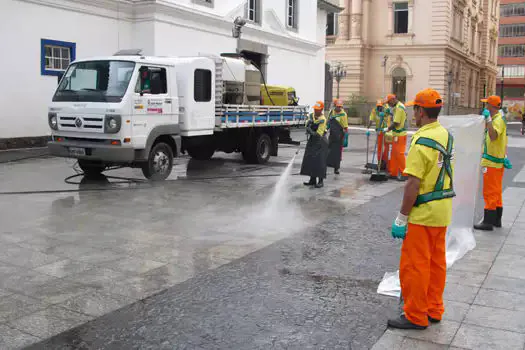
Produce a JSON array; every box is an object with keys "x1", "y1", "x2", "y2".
[{"x1": 392, "y1": 67, "x2": 407, "y2": 102}]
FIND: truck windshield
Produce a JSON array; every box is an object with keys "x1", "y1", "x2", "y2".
[{"x1": 53, "y1": 61, "x2": 136, "y2": 103}]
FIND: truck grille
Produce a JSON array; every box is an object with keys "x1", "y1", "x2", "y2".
[{"x1": 58, "y1": 115, "x2": 104, "y2": 133}]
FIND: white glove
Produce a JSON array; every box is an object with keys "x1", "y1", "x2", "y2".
[{"x1": 394, "y1": 212, "x2": 408, "y2": 227}]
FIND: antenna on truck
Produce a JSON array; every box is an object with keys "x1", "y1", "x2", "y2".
[{"x1": 114, "y1": 49, "x2": 143, "y2": 56}]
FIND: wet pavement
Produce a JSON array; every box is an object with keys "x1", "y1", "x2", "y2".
[
  {"x1": 0, "y1": 130, "x2": 405, "y2": 349},
  {"x1": 1, "y1": 127, "x2": 524, "y2": 349}
]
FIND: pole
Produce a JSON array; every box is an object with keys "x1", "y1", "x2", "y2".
[
  {"x1": 447, "y1": 71, "x2": 452, "y2": 116},
  {"x1": 337, "y1": 78, "x2": 340, "y2": 99},
  {"x1": 382, "y1": 55, "x2": 388, "y2": 97},
  {"x1": 501, "y1": 67, "x2": 505, "y2": 105}
]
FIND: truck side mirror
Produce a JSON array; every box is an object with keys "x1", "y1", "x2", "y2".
[
  {"x1": 57, "y1": 72, "x2": 64, "y2": 85},
  {"x1": 139, "y1": 67, "x2": 151, "y2": 96}
]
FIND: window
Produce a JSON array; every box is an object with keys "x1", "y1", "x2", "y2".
[
  {"x1": 489, "y1": 40, "x2": 496, "y2": 61},
  {"x1": 194, "y1": 69, "x2": 212, "y2": 102},
  {"x1": 135, "y1": 67, "x2": 168, "y2": 95},
  {"x1": 452, "y1": 9, "x2": 464, "y2": 41},
  {"x1": 470, "y1": 25, "x2": 476, "y2": 53},
  {"x1": 247, "y1": 0, "x2": 261, "y2": 23},
  {"x1": 394, "y1": 2, "x2": 409, "y2": 34},
  {"x1": 499, "y1": 44, "x2": 525, "y2": 57},
  {"x1": 500, "y1": 24, "x2": 525, "y2": 37},
  {"x1": 502, "y1": 86, "x2": 525, "y2": 98},
  {"x1": 41, "y1": 39, "x2": 76, "y2": 76},
  {"x1": 326, "y1": 13, "x2": 338, "y2": 36},
  {"x1": 287, "y1": 0, "x2": 298, "y2": 29},
  {"x1": 498, "y1": 65, "x2": 525, "y2": 78},
  {"x1": 501, "y1": 3, "x2": 525, "y2": 17},
  {"x1": 53, "y1": 61, "x2": 135, "y2": 102},
  {"x1": 477, "y1": 30, "x2": 482, "y2": 55}
]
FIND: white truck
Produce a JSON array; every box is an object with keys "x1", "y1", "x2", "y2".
[{"x1": 48, "y1": 50, "x2": 308, "y2": 180}]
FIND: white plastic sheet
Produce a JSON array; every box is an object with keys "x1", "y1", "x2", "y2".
[{"x1": 377, "y1": 115, "x2": 485, "y2": 298}]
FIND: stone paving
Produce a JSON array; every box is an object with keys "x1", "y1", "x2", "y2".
[
  {"x1": 0, "y1": 132, "x2": 404, "y2": 349},
  {"x1": 372, "y1": 186, "x2": 525, "y2": 350}
]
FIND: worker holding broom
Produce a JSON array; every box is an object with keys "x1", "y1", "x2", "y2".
[
  {"x1": 474, "y1": 95, "x2": 511, "y2": 231},
  {"x1": 301, "y1": 101, "x2": 328, "y2": 188},
  {"x1": 385, "y1": 94, "x2": 408, "y2": 181},
  {"x1": 388, "y1": 88, "x2": 455, "y2": 330},
  {"x1": 327, "y1": 99, "x2": 349, "y2": 174},
  {"x1": 367, "y1": 100, "x2": 389, "y2": 170}
]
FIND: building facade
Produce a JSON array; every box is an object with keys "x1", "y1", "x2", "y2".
[
  {"x1": 497, "y1": 0, "x2": 525, "y2": 120},
  {"x1": 1, "y1": 0, "x2": 341, "y2": 144},
  {"x1": 326, "y1": 0, "x2": 499, "y2": 117}
]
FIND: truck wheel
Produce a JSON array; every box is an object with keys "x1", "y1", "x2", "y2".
[
  {"x1": 187, "y1": 145, "x2": 215, "y2": 161},
  {"x1": 141, "y1": 142, "x2": 173, "y2": 181},
  {"x1": 246, "y1": 133, "x2": 271, "y2": 164},
  {"x1": 78, "y1": 160, "x2": 106, "y2": 178}
]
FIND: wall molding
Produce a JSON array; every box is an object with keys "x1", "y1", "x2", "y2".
[{"x1": 18, "y1": 0, "x2": 323, "y2": 53}]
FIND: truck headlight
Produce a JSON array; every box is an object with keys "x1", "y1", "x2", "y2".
[
  {"x1": 48, "y1": 113, "x2": 58, "y2": 130},
  {"x1": 104, "y1": 115, "x2": 121, "y2": 133}
]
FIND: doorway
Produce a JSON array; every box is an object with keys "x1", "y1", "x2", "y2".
[
  {"x1": 392, "y1": 67, "x2": 407, "y2": 102},
  {"x1": 325, "y1": 63, "x2": 333, "y2": 107}
]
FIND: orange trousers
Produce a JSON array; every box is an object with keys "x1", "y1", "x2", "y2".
[
  {"x1": 376, "y1": 133, "x2": 390, "y2": 165},
  {"x1": 389, "y1": 135, "x2": 407, "y2": 177},
  {"x1": 483, "y1": 167, "x2": 504, "y2": 210},
  {"x1": 400, "y1": 223, "x2": 447, "y2": 327}
]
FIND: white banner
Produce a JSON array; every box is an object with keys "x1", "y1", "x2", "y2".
[{"x1": 377, "y1": 115, "x2": 485, "y2": 298}]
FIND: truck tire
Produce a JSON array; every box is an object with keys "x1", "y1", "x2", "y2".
[
  {"x1": 246, "y1": 133, "x2": 271, "y2": 164},
  {"x1": 187, "y1": 145, "x2": 215, "y2": 161},
  {"x1": 78, "y1": 160, "x2": 106, "y2": 178},
  {"x1": 141, "y1": 142, "x2": 173, "y2": 181}
]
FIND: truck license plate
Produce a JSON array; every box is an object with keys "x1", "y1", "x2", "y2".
[{"x1": 68, "y1": 147, "x2": 86, "y2": 157}]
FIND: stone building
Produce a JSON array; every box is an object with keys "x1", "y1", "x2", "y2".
[
  {"x1": 497, "y1": 0, "x2": 525, "y2": 120},
  {"x1": 326, "y1": 0, "x2": 499, "y2": 115}
]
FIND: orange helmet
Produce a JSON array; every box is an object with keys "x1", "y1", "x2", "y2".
[
  {"x1": 481, "y1": 95, "x2": 502, "y2": 108},
  {"x1": 313, "y1": 101, "x2": 325, "y2": 110},
  {"x1": 405, "y1": 88, "x2": 444, "y2": 108},
  {"x1": 334, "y1": 99, "x2": 344, "y2": 107}
]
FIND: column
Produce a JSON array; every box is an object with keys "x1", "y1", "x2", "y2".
[
  {"x1": 408, "y1": 0, "x2": 414, "y2": 34},
  {"x1": 351, "y1": 0, "x2": 363, "y2": 41},
  {"x1": 387, "y1": 1, "x2": 393, "y2": 36},
  {"x1": 362, "y1": 0, "x2": 371, "y2": 42}
]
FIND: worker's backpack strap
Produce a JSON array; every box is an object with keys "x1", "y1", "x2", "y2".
[{"x1": 413, "y1": 131, "x2": 456, "y2": 207}]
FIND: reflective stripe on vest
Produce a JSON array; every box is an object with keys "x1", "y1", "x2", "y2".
[
  {"x1": 482, "y1": 114, "x2": 506, "y2": 164},
  {"x1": 413, "y1": 131, "x2": 456, "y2": 207}
]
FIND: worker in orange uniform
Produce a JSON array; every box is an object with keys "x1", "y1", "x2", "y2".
[
  {"x1": 367, "y1": 100, "x2": 389, "y2": 170},
  {"x1": 388, "y1": 88, "x2": 455, "y2": 330},
  {"x1": 474, "y1": 96, "x2": 510, "y2": 231},
  {"x1": 327, "y1": 99, "x2": 349, "y2": 174},
  {"x1": 385, "y1": 94, "x2": 408, "y2": 181}
]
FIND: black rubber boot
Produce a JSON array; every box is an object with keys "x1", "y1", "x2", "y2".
[
  {"x1": 304, "y1": 177, "x2": 315, "y2": 186},
  {"x1": 474, "y1": 209, "x2": 495, "y2": 231},
  {"x1": 315, "y1": 178, "x2": 324, "y2": 188},
  {"x1": 495, "y1": 207, "x2": 503, "y2": 228},
  {"x1": 428, "y1": 316, "x2": 441, "y2": 324},
  {"x1": 387, "y1": 314, "x2": 427, "y2": 330}
]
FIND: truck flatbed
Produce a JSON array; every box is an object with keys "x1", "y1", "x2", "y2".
[{"x1": 216, "y1": 104, "x2": 308, "y2": 129}]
